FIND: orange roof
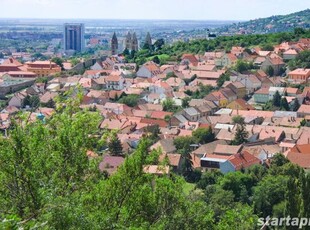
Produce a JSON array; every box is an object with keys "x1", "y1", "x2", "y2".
[
  {"x1": 289, "y1": 68, "x2": 310, "y2": 76},
  {"x1": 143, "y1": 165, "x2": 170, "y2": 174},
  {"x1": 151, "y1": 111, "x2": 173, "y2": 120},
  {"x1": 228, "y1": 151, "x2": 260, "y2": 170}
]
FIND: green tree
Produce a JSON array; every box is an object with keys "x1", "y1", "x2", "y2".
[
  {"x1": 253, "y1": 175, "x2": 288, "y2": 217},
  {"x1": 235, "y1": 60, "x2": 250, "y2": 73},
  {"x1": 196, "y1": 170, "x2": 223, "y2": 189},
  {"x1": 261, "y1": 44, "x2": 274, "y2": 51},
  {"x1": 291, "y1": 99, "x2": 300, "y2": 112},
  {"x1": 217, "y1": 204, "x2": 258, "y2": 230},
  {"x1": 266, "y1": 65, "x2": 274, "y2": 76},
  {"x1": 192, "y1": 127, "x2": 215, "y2": 144},
  {"x1": 118, "y1": 94, "x2": 139, "y2": 107},
  {"x1": 152, "y1": 56, "x2": 160, "y2": 64},
  {"x1": 232, "y1": 115, "x2": 245, "y2": 125},
  {"x1": 181, "y1": 97, "x2": 191, "y2": 108},
  {"x1": 51, "y1": 57, "x2": 64, "y2": 70},
  {"x1": 272, "y1": 90, "x2": 281, "y2": 107},
  {"x1": 217, "y1": 73, "x2": 230, "y2": 88},
  {"x1": 0, "y1": 89, "x2": 102, "y2": 221},
  {"x1": 232, "y1": 123, "x2": 248, "y2": 145},
  {"x1": 108, "y1": 134, "x2": 123, "y2": 156},
  {"x1": 219, "y1": 171, "x2": 254, "y2": 203},
  {"x1": 280, "y1": 97, "x2": 289, "y2": 111},
  {"x1": 162, "y1": 98, "x2": 178, "y2": 112}
]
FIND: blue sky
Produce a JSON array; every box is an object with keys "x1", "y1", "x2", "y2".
[{"x1": 1, "y1": 0, "x2": 309, "y2": 20}]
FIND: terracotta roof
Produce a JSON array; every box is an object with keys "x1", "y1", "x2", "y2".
[
  {"x1": 214, "y1": 144, "x2": 242, "y2": 155},
  {"x1": 99, "y1": 155, "x2": 125, "y2": 174},
  {"x1": 289, "y1": 68, "x2": 310, "y2": 76},
  {"x1": 298, "y1": 105, "x2": 310, "y2": 114},
  {"x1": 143, "y1": 165, "x2": 170, "y2": 175},
  {"x1": 228, "y1": 151, "x2": 261, "y2": 170},
  {"x1": 166, "y1": 153, "x2": 182, "y2": 166},
  {"x1": 151, "y1": 111, "x2": 173, "y2": 120}
]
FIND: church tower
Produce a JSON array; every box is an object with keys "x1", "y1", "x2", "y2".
[
  {"x1": 131, "y1": 32, "x2": 138, "y2": 52},
  {"x1": 144, "y1": 32, "x2": 152, "y2": 48},
  {"x1": 111, "y1": 32, "x2": 118, "y2": 55},
  {"x1": 125, "y1": 32, "x2": 132, "y2": 50}
]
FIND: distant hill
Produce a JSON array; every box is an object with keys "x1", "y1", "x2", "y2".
[{"x1": 217, "y1": 9, "x2": 310, "y2": 34}]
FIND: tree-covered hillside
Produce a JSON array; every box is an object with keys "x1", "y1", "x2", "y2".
[
  {"x1": 126, "y1": 28, "x2": 310, "y2": 65},
  {"x1": 218, "y1": 9, "x2": 310, "y2": 34}
]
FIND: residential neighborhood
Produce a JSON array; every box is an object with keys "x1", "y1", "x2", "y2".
[{"x1": 0, "y1": 36, "x2": 310, "y2": 175}]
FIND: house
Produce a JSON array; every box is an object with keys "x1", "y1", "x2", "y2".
[
  {"x1": 40, "y1": 91, "x2": 58, "y2": 105},
  {"x1": 221, "y1": 151, "x2": 261, "y2": 173},
  {"x1": 165, "y1": 77, "x2": 185, "y2": 90},
  {"x1": 8, "y1": 92, "x2": 27, "y2": 108},
  {"x1": 136, "y1": 61, "x2": 160, "y2": 78},
  {"x1": 284, "y1": 144, "x2": 310, "y2": 169},
  {"x1": 150, "y1": 139, "x2": 176, "y2": 154},
  {"x1": 283, "y1": 49, "x2": 298, "y2": 60},
  {"x1": 183, "y1": 107, "x2": 201, "y2": 122},
  {"x1": 209, "y1": 91, "x2": 228, "y2": 108},
  {"x1": 253, "y1": 87, "x2": 269, "y2": 104},
  {"x1": 285, "y1": 87, "x2": 300, "y2": 97},
  {"x1": 261, "y1": 56, "x2": 285, "y2": 76},
  {"x1": 105, "y1": 74, "x2": 124, "y2": 90},
  {"x1": 160, "y1": 153, "x2": 183, "y2": 172},
  {"x1": 213, "y1": 144, "x2": 243, "y2": 155},
  {"x1": 218, "y1": 53, "x2": 238, "y2": 67},
  {"x1": 181, "y1": 54, "x2": 199, "y2": 66},
  {"x1": 269, "y1": 87, "x2": 285, "y2": 100},
  {"x1": 99, "y1": 155, "x2": 125, "y2": 174},
  {"x1": 226, "y1": 81, "x2": 246, "y2": 99},
  {"x1": 220, "y1": 88, "x2": 237, "y2": 103},
  {"x1": 297, "y1": 105, "x2": 310, "y2": 118},
  {"x1": 200, "y1": 151, "x2": 260, "y2": 173},
  {"x1": 288, "y1": 68, "x2": 310, "y2": 84},
  {"x1": 236, "y1": 74, "x2": 262, "y2": 94},
  {"x1": 227, "y1": 99, "x2": 255, "y2": 111}
]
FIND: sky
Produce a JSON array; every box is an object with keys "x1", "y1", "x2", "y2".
[{"x1": 0, "y1": 0, "x2": 309, "y2": 21}]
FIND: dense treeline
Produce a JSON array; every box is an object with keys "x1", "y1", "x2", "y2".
[
  {"x1": 1, "y1": 90, "x2": 310, "y2": 229},
  {"x1": 126, "y1": 28, "x2": 310, "y2": 65}
]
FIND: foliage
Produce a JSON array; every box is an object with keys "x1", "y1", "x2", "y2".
[
  {"x1": 232, "y1": 123, "x2": 248, "y2": 145},
  {"x1": 232, "y1": 115, "x2": 245, "y2": 125},
  {"x1": 23, "y1": 95, "x2": 40, "y2": 108},
  {"x1": 280, "y1": 97, "x2": 289, "y2": 111},
  {"x1": 162, "y1": 98, "x2": 179, "y2": 112},
  {"x1": 234, "y1": 60, "x2": 254, "y2": 73},
  {"x1": 272, "y1": 90, "x2": 281, "y2": 107},
  {"x1": 108, "y1": 132, "x2": 123, "y2": 156},
  {"x1": 51, "y1": 57, "x2": 64, "y2": 70},
  {"x1": 261, "y1": 43, "x2": 274, "y2": 51},
  {"x1": 266, "y1": 65, "x2": 274, "y2": 77},
  {"x1": 192, "y1": 127, "x2": 215, "y2": 144},
  {"x1": 291, "y1": 99, "x2": 300, "y2": 112},
  {"x1": 288, "y1": 50, "x2": 310, "y2": 70},
  {"x1": 181, "y1": 97, "x2": 191, "y2": 108},
  {"x1": 217, "y1": 73, "x2": 230, "y2": 88},
  {"x1": 118, "y1": 94, "x2": 139, "y2": 107}
]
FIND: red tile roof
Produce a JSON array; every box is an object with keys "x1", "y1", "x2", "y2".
[{"x1": 228, "y1": 151, "x2": 261, "y2": 170}]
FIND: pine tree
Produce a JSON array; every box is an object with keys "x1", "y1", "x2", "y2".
[
  {"x1": 292, "y1": 99, "x2": 300, "y2": 111},
  {"x1": 108, "y1": 135, "x2": 123, "y2": 156},
  {"x1": 232, "y1": 123, "x2": 249, "y2": 145},
  {"x1": 280, "y1": 97, "x2": 289, "y2": 111},
  {"x1": 272, "y1": 90, "x2": 281, "y2": 107}
]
